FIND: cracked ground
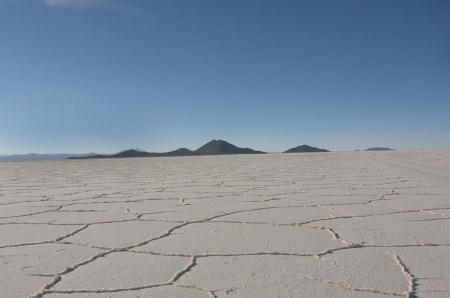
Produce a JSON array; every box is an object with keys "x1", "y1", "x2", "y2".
[{"x1": 1, "y1": 151, "x2": 449, "y2": 298}]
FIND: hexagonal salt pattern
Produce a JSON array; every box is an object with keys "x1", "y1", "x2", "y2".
[{"x1": 0, "y1": 150, "x2": 449, "y2": 297}]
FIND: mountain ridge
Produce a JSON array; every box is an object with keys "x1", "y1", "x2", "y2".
[
  {"x1": 283, "y1": 145, "x2": 329, "y2": 153},
  {"x1": 69, "y1": 140, "x2": 265, "y2": 160},
  {"x1": 194, "y1": 140, "x2": 266, "y2": 155},
  {"x1": 2, "y1": 142, "x2": 340, "y2": 161},
  {"x1": 365, "y1": 147, "x2": 394, "y2": 151},
  {"x1": 0, "y1": 153, "x2": 96, "y2": 162}
]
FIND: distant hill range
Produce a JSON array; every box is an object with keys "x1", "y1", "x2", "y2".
[
  {"x1": 77, "y1": 148, "x2": 199, "y2": 159},
  {"x1": 1, "y1": 141, "x2": 339, "y2": 161},
  {"x1": 70, "y1": 140, "x2": 266, "y2": 160},
  {"x1": 283, "y1": 145, "x2": 329, "y2": 153},
  {"x1": 0, "y1": 153, "x2": 95, "y2": 162},
  {"x1": 365, "y1": 147, "x2": 394, "y2": 151}
]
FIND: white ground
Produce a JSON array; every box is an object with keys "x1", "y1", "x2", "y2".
[{"x1": 0, "y1": 150, "x2": 449, "y2": 298}]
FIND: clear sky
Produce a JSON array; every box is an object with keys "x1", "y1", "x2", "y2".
[{"x1": 1, "y1": 0, "x2": 449, "y2": 154}]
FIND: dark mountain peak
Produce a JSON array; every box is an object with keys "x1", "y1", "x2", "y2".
[
  {"x1": 365, "y1": 147, "x2": 394, "y2": 151},
  {"x1": 112, "y1": 149, "x2": 152, "y2": 157},
  {"x1": 209, "y1": 139, "x2": 227, "y2": 144},
  {"x1": 163, "y1": 148, "x2": 197, "y2": 156},
  {"x1": 284, "y1": 145, "x2": 329, "y2": 153},
  {"x1": 195, "y1": 140, "x2": 266, "y2": 155},
  {"x1": 200, "y1": 139, "x2": 231, "y2": 148},
  {"x1": 119, "y1": 149, "x2": 144, "y2": 154},
  {"x1": 172, "y1": 147, "x2": 192, "y2": 153},
  {"x1": 197, "y1": 139, "x2": 234, "y2": 150}
]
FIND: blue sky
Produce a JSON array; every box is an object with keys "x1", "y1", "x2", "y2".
[{"x1": 0, "y1": 0, "x2": 449, "y2": 154}]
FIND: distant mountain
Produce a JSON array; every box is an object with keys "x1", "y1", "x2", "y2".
[
  {"x1": 365, "y1": 147, "x2": 394, "y2": 151},
  {"x1": 71, "y1": 148, "x2": 197, "y2": 159},
  {"x1": 162, "y1": 148, "x2": 198, "y2": 156},
  {"x1": 194, "y1": 140, "x2": 266, "y2": 155},
  {"x1": 112, "y1": 149, "x2": 155, "y2": 158},
  {"x1": 71, "y1": 149, "x2": 155, "y2": 159},
  {"x1": 0, "y1": 153, "x2": 95, "y2": 162},
  {"x1": 283, "y1": 145, "x2": 329, "y2": 153},
  {"x1": 71, "y1": 140, "x2": 265, "y2": 160}
]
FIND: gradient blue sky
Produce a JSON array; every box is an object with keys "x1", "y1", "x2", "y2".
[{"x1": 1, "y1": 0, "x2": 449, "y2": 154}]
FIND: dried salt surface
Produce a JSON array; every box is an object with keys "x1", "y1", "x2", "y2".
[
  {"x1": 306, "y1": 211, "x2": 450, "y2": 246},
  {"x1": 386, "y1": 246, "x2": 450, "y2": 297},
  {"x1": 0, "y1": 202, "x2": 57, "y2": 219},
  {"x1": 177, "y1": 255, "x2": 397, "y2": 298},
  {"x1": 0, "y1": 243, "x2": 102, "y2": 298},
  {"x1": 0, "y1": 210, "x2": 137, "y2": 225},
  {"x1": 137, "y1": 221, "x2": 346, "y2": 255},
  {"x1": 0, "y1": 224, "x2": 84, "y2": 247},
  {"x1": 0, "y1": 150, "x2": 449, "y2": 298},
  {"x1": 52, "y1": 251, "x2": 189, "y2": 291},
  {"x1": 44, "y1": 284, "x2": 208, "y2": 297},
  {"x1": 211, "y1": 205, "x2": 333, "y2": 224},
  {"x1": 66, "y1": 221, "x2": 180, "y2": 249}
]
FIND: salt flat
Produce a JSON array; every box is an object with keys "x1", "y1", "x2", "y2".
[{"x1": 0, "y1": 150, "x2": 449, "y2": 298}]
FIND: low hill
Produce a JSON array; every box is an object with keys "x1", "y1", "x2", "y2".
[
  {"x1": 112, "y1": 149, "x2": 155, "y2": 158},
  {"x1": 365, "y1": 147, "x2": 394, "y2": 151},
  {"x1": 0, "y1": 153, "x2": 95, "y2": 161},
  {"x1": 160, "y1": 148, "x2": 198, "y2": 157},
  {"x1": 283, "y1": 145, "x2": 329, "y2": 153},
  {"x1": 195, "y1": 140, "x2": 266, "y2": 155},
  {"x1": 69, "y1": 149, "x2": 153, "y2": 159}
]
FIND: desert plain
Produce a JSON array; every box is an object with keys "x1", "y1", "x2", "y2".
[{"x1": 0, "y1": 150, "x2": 449, "y2": 298}]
